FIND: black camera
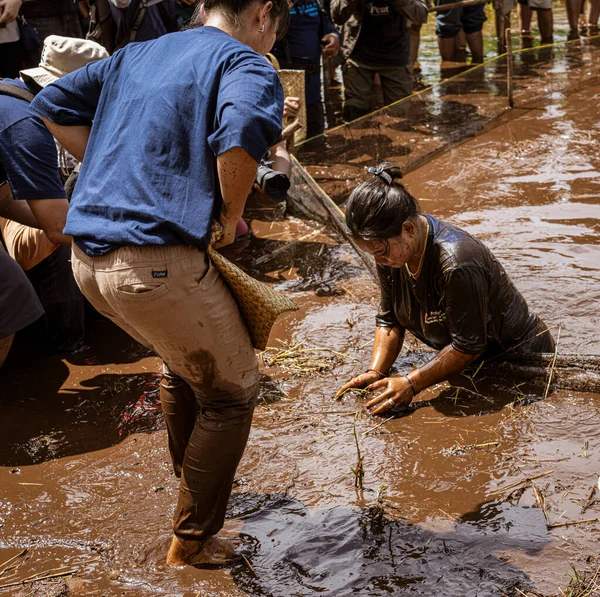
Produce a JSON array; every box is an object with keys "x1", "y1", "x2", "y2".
[{"x1": 255, "y1": 162, "x2": 290, "y2": 203}]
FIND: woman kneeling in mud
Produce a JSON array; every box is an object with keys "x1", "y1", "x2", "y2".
[{"x1": 337, "y1": 162, "x2": 555, "y2": 415}]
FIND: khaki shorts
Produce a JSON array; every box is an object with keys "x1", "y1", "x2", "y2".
[{"x1": 529, "y1": 0, "x2": 552, "y2": 9}]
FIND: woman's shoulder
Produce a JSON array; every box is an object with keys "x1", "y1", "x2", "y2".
[{"x1": 428, "y1": 216, "x2": 493, "y2": 274}]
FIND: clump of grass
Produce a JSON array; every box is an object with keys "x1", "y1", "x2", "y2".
[
  {"x1": 558, "y1": 564, "x2": 600, "y2": 597},
  {"x1": 351, "y1": 414, "x2": 365, "y2": 490},
  {"x1": 260, "y1": 340, "x2": 357, "y2": 376}
]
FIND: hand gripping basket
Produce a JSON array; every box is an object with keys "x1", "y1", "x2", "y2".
[{"x1": 207, "y1": 223, "x2": 299, "y2": 351}]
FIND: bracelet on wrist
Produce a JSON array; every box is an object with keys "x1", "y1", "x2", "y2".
[
  {"x1": 404, "y1": 375, "x2": 416, "y2": 396},
  {"x1": 366, "y1": 368, "x2": 386, "y2": 380}
]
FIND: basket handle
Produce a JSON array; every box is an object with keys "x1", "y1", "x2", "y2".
[{"x1": 209, "y1": 220, "x2": 225, "y2": 247}]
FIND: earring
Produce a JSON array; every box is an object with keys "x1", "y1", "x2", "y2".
[{"x1": 258, "y1": 24, "x2": 265, "y2": 32}]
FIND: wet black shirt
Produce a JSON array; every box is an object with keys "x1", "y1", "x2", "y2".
[
  {"x1": 351, "y1": 0, "x2": 410, "y2": 67},
  {"x1": 376, "y1": 215, "x2": 548, "y2": 357}
]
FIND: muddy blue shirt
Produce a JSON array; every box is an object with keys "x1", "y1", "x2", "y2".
[
  {"x1": 376, "y1": 216, "x2": 553, "y2": 357},
  {"x1": 31, "y1": 27, "x2": 284, "y2": 256}
]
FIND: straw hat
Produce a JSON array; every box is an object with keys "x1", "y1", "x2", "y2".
[
  {"x1": 207, "y1": 223, "x2": 298, "y2": 351},
  {"x1": 20, "y1": 35, "x2": 109, "y2": 89}
]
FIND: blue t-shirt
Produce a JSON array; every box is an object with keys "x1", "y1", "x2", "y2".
[
  {"x1": 0, "y1": 78, "x2": 66, "y2": 201},
  {"x1": 31, "y1": 27, "x2": 284, "y2": 256}
]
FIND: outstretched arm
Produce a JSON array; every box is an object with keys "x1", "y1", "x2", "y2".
[
  {"x1": 41, "y1": 119, "x2": 91, "y2": 163},
  {"x1": 336, "y1": 325, "x2": 405, "y2": 398},
  {"x1": 367, "y1": 344, "x2": 481, "y2": 415}
]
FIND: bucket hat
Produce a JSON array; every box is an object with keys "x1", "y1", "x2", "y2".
[{"x1": 20, "y1": 35, "x2": 109, "y2": 89}]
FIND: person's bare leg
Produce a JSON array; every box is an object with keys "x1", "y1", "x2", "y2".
[
  {"x1": 438, "y1": 34, "x2": 457, "y2": 61},
  {"x1": 410, "y1": 24, "x2": 422, "y2": 70},
  {"x1": 537, "y1": 8, "x2": 554, "y2": 42},
  {"x1": 465, "y1": 30, "x2": 484, "y2": 62},
  {"x1": 453, "y1": 29, "x2": 468, "y2": 61},
  {"x1": 518, "y1": 2, "x2": 533, "y2": 34},
  {"x1": 0, "y1": 334, "x2": 14, "y2": 367},
  {"x1": 586, "y1": 0, "x2": 600, "y2": 32},
  {"x1": 566, "y1": 0, "x2": 584, "y2": 36},
  {"x1": 496, "y1": 8, "x2": 511, "y2": 52}
]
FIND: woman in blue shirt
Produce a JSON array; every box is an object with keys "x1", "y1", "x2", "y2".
[{"x1": 32, "y1": 0, "x2": 289, "y2": 568}]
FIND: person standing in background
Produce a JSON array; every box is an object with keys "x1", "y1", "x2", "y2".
[
  {"x1": 272, "y1": 0, "x2": 340, "y2": 137},
  {"x1": 31, "y1": 0, "x2": 289, "y2": 567},
  {"x1": 332, "y1": 0, "x2": 427, "y2": 122},
  {"x1": 21, "y1": 0, "x2": 84, "y2": 63},
  {"x1": 518, "y1": 0, "x2": 553, "y2": 46},
  {"x1": 433, "y1": 0, "x2": 485, "y2": 66},
  {"x1": 0, "y1": 0, "x2": 27, "y2": 77}
]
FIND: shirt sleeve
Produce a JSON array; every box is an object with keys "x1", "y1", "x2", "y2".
[
  {"x1": 323, "y1": 14, "x2": 340, "y2": 36},
  {"x1": 444, "y1": 266, "x2": 489, "y2": 355},
  {"x1": 30, "y1": 56, "x2": 114, "y2": 126},
  {"x1": 0, "y1": 117, "x2": 66, "y2": 201},
  {"x1": 375, "y1": 264, "x2": 400, "y2": 328},
  {"x1": 208, "y1": 56, "x2": 284, "y2": 163}
]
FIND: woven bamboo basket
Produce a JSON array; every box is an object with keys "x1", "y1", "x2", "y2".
[
  {"x1": 278, "y1": 69, "x2": 307, "y2": 143},
  {"x1": 207, "y1": 224, "x2": 298, "y2": 351}
]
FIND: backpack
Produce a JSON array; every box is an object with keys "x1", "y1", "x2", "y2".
[{"x1": 86, "y1": 0, "x2": 175, "y2": 54}]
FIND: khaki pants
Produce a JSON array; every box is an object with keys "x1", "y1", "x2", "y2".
[
  {"x1": 72, "y1": 244, "x2": 259, "y2": 541},
  {"x1": 342, "y1": 58, "x2": 413, "y2": 119}
]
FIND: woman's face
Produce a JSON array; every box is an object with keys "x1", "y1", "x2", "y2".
[{"x1": 354, "y1": 221, "x2": 419, "y2": 268}]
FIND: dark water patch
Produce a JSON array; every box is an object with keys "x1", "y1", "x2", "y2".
[{"x1": 231, "y1": 500, "x2": 541, "y2": 596}]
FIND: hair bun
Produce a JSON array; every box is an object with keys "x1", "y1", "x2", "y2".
[
  {"x1": 368, "y1": 162, "x2": 402, "y2": 186},
  {"x1": 377, "y1": 162, "x2": 402, "y2": 181}
]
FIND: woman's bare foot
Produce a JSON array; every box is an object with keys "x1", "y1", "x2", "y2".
[{"x1": 166, "y1": 535, "x2": 238, "y2": 567}]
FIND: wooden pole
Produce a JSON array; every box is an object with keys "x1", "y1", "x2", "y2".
[
  {"x1": 428, "y1": 0, "x2": 488, "y2": 12},
  {"x1": 506, "y1": 27, "x2": 514, "y2": 108}
]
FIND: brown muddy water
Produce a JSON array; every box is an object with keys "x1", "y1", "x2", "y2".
[{"x1": 2, "y1": 83, "x2": 600, "y2": 597}]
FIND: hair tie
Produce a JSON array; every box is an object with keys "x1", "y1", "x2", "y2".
[{"x1": 368, "y1": 166, "x2": 393, "y2": 185}]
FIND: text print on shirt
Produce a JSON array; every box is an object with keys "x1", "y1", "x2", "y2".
[
  {"x1": 424, "y1": 310, "x2": 447, "y2": 325},
  {"x1": 369, "y1": 3, "x2": 391, "y2": 15}
]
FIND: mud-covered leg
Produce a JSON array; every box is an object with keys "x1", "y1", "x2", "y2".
[
  {"x1": 160, "y1": 362, "x2": 197, "y2": 478},
  {"x1": 166, "y1": 400, "x2": 256, "y2": 566}
]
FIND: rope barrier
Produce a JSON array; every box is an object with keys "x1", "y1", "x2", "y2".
[{"x1": 296, "y1": 32, "x2": 600, "y2": 148}]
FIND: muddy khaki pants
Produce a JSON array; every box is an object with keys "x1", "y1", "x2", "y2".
[{"x1": 72, "y1": 244, "x2": 259, "y2": 541}]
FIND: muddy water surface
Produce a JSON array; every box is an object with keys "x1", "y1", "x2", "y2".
[{"x1": 2, "y1": 78, "x2": 600, "y2": 597}]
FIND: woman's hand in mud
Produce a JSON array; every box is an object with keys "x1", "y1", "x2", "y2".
[
  {"x1": 336, "y1": 371, "x2": 381, "y2": 399},
  {"x1": 366, "y1": 377, "x2": 414, "y2": 416},
  {"x1": 283, "y1": 96, "x2": 301, "y2": 119}
]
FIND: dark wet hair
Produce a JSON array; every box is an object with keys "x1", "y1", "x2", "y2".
[
  {"x1": 345, "y1": 162, "x2": 421, "y2": 241},
  {"x1": 189, "y1": 0, "x2": 289, "y2": 40}
]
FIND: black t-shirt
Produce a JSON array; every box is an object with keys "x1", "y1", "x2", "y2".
[
  {"x1": 351, "y1": 0, "x2": 410, "y2": 67},
  {"x1": 21, "y1": 0, "x2": 79, "y2": 18},
  {"x1": 376, "y1": 215, "x2": 552, "y2": 357}
]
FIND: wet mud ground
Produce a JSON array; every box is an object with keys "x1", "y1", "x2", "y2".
[{"x1": 2, "y1": 38, "x2": 600, "y2": 597}]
